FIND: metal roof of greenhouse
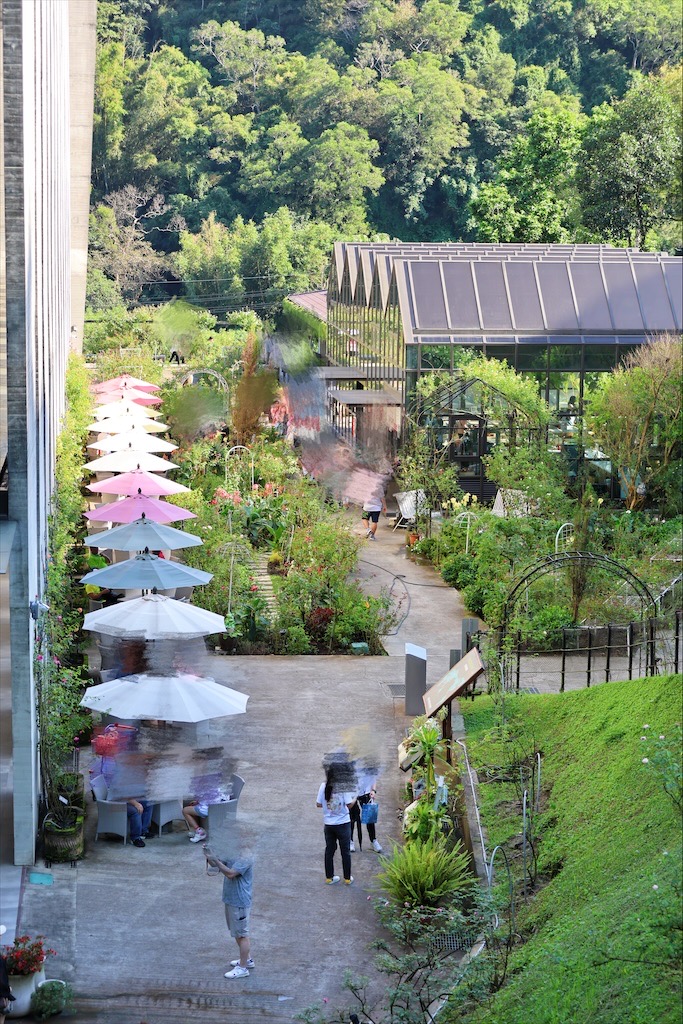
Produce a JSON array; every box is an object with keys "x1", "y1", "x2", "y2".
[{"x1": 327, "y1": 243, "x2": 682, "y2": 340}]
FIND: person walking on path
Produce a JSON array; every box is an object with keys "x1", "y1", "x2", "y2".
[
  {"x1": 362, "y1": 477, "x2": 387, "y2": 541},
  {"x1": 317, "y1": 768, "x2": 357, "y2": 885},
  {"x1": 350, "y1": 766, "x2": 383, "y2": 853},
  {"x1": 205, "y1": 844, "x2": 254, "y2": 979}
]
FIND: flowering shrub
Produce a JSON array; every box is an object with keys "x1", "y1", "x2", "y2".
[{"x1": 2, "y1": 934, "x2": 56, "y2": 975}]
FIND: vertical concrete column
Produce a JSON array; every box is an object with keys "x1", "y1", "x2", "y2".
[
  {"x1": 404, "y1": 642, "x2": 427, "y2": 716},
  {"x1": 3, "y1": 0, "x2": 38, "y2": 865},
  {"x1": 68, "y1": 0, "x2": 96, "y2": 353}
]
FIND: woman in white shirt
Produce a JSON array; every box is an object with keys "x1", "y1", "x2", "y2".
[{"x1": 316, "y1": 770, "x2": 357, "y2": 885}]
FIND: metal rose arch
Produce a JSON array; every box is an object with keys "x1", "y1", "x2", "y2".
[{"x1": 498, "y1": 552, "x2": 659, "y2": 683}]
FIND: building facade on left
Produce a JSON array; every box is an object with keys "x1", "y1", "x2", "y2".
[{"x1": 0, "y1": 0, "x2": 96, "y2": 865}]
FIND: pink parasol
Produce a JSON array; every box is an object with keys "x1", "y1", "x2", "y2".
[
  {"x1": 93, "y1": 387, "x2": 162, "y2": 406},
  {"x1": 94, "y1": 375, "x2": 160, "y2": 393},
  {"x1": 84, "y1": 493, "x2": 196, "y2": 524},
  {"x1": 86, "y1": 469, "x2": 189, "y2": 496}
]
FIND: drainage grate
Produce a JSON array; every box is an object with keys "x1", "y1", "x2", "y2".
[
  {"x1": 519, "y1": 687, "x2": 540, "y2": 694},
  {"x1": 387, "y1": 684, "x2": 406, "y2": 697},
  {"x1": 430, "y1": 930, "x2": 478, "y2": 953}
]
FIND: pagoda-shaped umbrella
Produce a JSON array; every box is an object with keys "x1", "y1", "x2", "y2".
[
  {"x1": 84, "y1": 493, "x2": 196, "y2": 524},
  {"x1": 87, "y1": 433, "x2": 178, "y2": 454},
  {"x1": 87, "y1": 415, "x2": 168, "y2": 434},
  {"x1": 85, "y1": 514, "x2": 202, "y2": 552},
  {"x1": 80, "y1": 672, "x2": 248, "y2": 723},
  {"x1": 84, "y1": 451, "x2": 179, "y2": 473},
  {"x1": 86, "y1": 471, "x2": 189, "y2": 497},
  {"x1": 83, "y1": 592, "x2": 226, "y2": 640},
  {"x1": 94, "y1": 375, "x2": 160, "y2": 393},
  {"x1": 81, "y1": 552, "x2": 212, "y2": 590},
  {"x1": 92, "y1": 401, "x2": 162, "y2": 420}
]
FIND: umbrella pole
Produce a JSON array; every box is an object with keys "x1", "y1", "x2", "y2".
[{"x1": 227, "y1": 545, "x2": 236, "y2": 614}]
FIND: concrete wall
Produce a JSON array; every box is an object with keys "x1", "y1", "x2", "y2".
[
  {"x1": 69, "y1": 0, "x2": 96, "y2": 354},
  {"x1": 2, "y1": 0, "x2": 91, "y2": 864}
]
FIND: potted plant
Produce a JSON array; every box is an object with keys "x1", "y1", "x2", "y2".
[
  {"x1": 31, "y1": 979, "x2": 75, "y2": 1020},
  {"x1": 1, "y1": 935, "x2": 56, "y2": 1017},
  {"x1": 41, "y1": 801, "x2": 85, "y2": 865}
]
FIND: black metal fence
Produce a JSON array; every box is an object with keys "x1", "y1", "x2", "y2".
[{"x1": 468, "y1": 610, "x2": 682, "y2": 692}]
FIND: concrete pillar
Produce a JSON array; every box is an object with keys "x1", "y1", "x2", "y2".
[
  {"x1": 68, "y1": 0, "x2": 97, "y2": 354},
  {"x1": 404, "y1": 642, "x2": 427, "y2": 716}
]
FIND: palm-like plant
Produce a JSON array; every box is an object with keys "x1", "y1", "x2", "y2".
[{"x1": 376, "y1": 835, "x2": 473, "y2": 908}]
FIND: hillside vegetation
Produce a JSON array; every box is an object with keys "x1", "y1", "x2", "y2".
[
  {"x1": 454, "y1": 675, "x2": 682, "y2": 1024},
  {"x1": 90, "y1": 0, "x2": 682, "y2": 313}
]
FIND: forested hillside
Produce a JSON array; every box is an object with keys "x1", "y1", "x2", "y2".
[{"x1": 90, "y1": 0, "x2": 682, "y2": 313}]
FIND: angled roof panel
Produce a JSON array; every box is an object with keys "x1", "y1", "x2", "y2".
[
  {"x1": 662, "y1": 259, "x2": 682, "y2": 329},
  {"x1": 603, "y1": 263, "x2": 644, "y2": 330},
  {"x1": 569, "y1": 262, "x2": 613, "y2": 330},
  {"x1": 409, "y1": 262, "x2": 448, "y2": 330},
  {"x1": 633, "y1": 262, "x2": 676, "y2": 331},
  {"x1": 474, "y1": 262, "x2": 513, "y2": 329},
  {"x1": 536, "y1": 263, "x2": 579, "y2": 330},
  {"x1": 505, "y1": 262, "x2": 544, "y2": 329},
  {"x1": 442, "y1": 262, "x2": 480, "y2": 329}
]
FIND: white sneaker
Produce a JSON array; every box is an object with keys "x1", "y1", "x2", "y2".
[
  {"x1": 325, "y1": 875, "x2": 340, "y2": 884},
  {"x1": 189, "y1": 827, "x2": 207, "y2": 843},
  {"x1": 371, "y1": 839, "x2": 383, "y2": 853},
  {"x1": 230, "y1": 958, "x2": 255, "y2": 969},
  {"x1": 344, "y1": 876, "x2": 354, "y2": 885},
  {"x1": 349, "y1": 840, "x2": 355, "y2": 852},
  {"x1": 224, "y1": 965, "x2": 249, "y2": 978}
]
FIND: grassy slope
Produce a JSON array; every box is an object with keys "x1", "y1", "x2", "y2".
[{"x1": 460, "y1": 675, "x2": 682, "y2": 1024}]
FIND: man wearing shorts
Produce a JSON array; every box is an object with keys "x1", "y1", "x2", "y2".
[{"x1": 205, "y1": 846, "x2": 254, "y2": 978}]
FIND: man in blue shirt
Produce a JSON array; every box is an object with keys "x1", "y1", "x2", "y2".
[{"x1": 205, "y1": 846, "x2": 254, "y2": 979}]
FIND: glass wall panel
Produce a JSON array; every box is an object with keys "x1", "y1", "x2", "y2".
[
  {"x1": 485, "y1": 345, "x2": 517, "y2": 366},
  {"x1": 517, "y1": 345, "x2": 548, "y2": 371},
  {"x1": 406, "y1": 345, "x2": 418, "y2": 370},
  {"x1": 548, "y1": 340, "x2": 582, "y2": 370},
  {"x1": 584, "y1": 345, "x2": 617, "y2": 370},
  {"x1": 420, "y1": 345, "x2": 452, "y2": 369}
]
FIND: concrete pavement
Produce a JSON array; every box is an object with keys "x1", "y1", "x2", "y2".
[{"x1": 11, "y1": 515, "x2": 468, "y2": 1022}]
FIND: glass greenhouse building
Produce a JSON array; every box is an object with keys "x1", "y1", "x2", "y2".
[{"x1": 322, "y1": 242, "x2": 682, "y2": 498}]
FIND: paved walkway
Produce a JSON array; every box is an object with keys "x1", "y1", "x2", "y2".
[{"x1": 10, "y1": 515, "x2": 467, "y2": 1022}]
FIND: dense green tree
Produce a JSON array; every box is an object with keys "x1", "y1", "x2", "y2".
[
  {"x1": 122, "y1": 45, "x2": 215, "y2": 190},
  {"x1": 471, "y1": 102, "x2": 584, "y2": 241},
  {"x1": 577, "y1": 78, "x2": 681, "y2": 247},
  {"x1": 175, "y1": 207, "x2": 337, "y2": 310},
  {"x1": 301, "y1": 122, "x2": 383, "y2": 231},
  {"x1": 376, "y1": 54, "x2": 469, "y2": 223},
  {"x1": 584, "y1": 335, "x2": 682, "y2": 512},
  {"x1": 192, "y1": 19, "x2": 286, "y2": 114},
  {"x1": 584, "y1": 0, "x2": 683, "y2": 71}
]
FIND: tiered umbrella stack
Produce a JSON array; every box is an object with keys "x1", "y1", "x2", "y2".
[{"x1": 79, "y1": 373, "x2": 248, "y2": 729}]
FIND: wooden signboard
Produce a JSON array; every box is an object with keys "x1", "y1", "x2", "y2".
[{"x1": 423, "y1": 648, "x2": 485, "y2": 716}]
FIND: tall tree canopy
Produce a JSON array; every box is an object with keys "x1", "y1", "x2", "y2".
[{"x1": 89, "y1": 0, "x2": 683, "y2": 314}]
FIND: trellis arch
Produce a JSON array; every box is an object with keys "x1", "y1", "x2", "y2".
[
  {"x1": 501, "y1": 552, "x2": 656, "y2": 632},
  {"x1": 497, "y1": 552, "x2": 659, "y2": 681},
  {"x1": 179, "y1": 368, "x2": 230, "y2": 391}
]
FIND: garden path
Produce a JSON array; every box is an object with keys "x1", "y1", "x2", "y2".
[{"x1": 14, "y1": 513, "x2": 469, "y2": 1022}]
